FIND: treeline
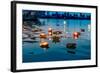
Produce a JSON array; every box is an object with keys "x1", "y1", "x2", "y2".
[{"x1": 23, "y1": 10, "x2": 91, "y2": 20}]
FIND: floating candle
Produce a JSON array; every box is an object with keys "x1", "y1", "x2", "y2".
[{"x1": 40, "y1": 33, "x2": 47, "y2": 39}]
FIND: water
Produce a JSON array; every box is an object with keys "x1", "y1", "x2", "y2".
[{"x1": 22, "y1": 19, "x2": 91, "y2": 63}]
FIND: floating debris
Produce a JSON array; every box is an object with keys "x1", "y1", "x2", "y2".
[
  {"x1": 52, "y1": 36, "x2": 60, "y2": 43},
  {"x1": 66, "y1": 43, "x2": 76, "y2": 49}
]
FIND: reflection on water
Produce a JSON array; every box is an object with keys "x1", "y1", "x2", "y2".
[{"x1": 22, "y1": 19, "x2": 91, "y2": 63}]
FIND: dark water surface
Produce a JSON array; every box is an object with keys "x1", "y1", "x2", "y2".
[{"x1": 22, "y1": 19, "x2": 91, "y2": 63}]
